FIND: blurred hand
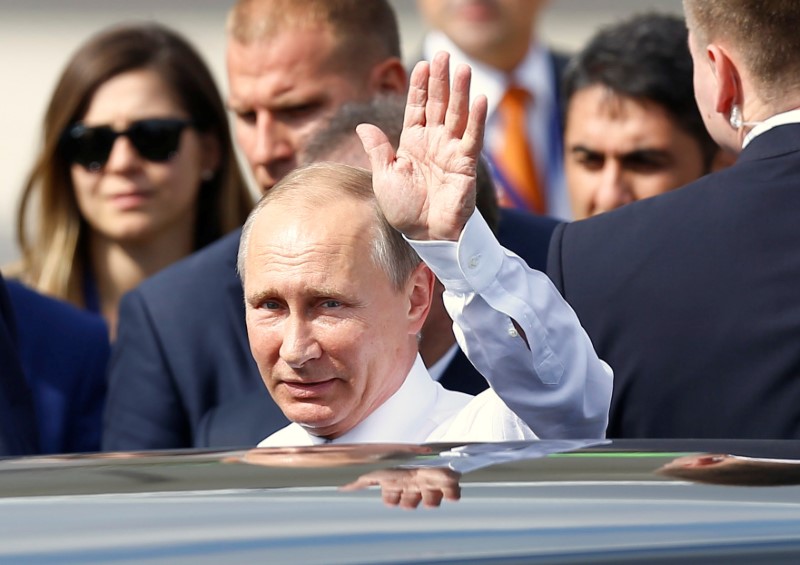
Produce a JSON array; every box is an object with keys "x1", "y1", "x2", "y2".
[
  {"x1": 357, "y1": 51, "x2": 487, "y2": 241},
  {"x1": 341, "y1": 467, "x2": 462, "y2": 509}
]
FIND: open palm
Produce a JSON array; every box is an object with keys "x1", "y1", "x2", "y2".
[{"x1": 357, "y1": 51, "x2": 487, "y2": 241}]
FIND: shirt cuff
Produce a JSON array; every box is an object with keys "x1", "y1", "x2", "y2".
[{"x1": 406, "y1": 211, "x2": 506, "y2": 294}]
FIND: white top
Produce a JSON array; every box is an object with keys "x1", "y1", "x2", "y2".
[
  {"x1": 408, "y1": 211, "x2": 613, "y2": 439},
  {"x1": 258, "y1": 355, "x2": 537, "y2": 446},
  {"x1": 423, "y1": 31, "x2": 571, "y2": 220}
]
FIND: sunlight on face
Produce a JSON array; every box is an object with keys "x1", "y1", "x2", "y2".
[
  {"x1": 226, "y1": 29, "x2": 371, "y2": 193},
  {"x1": 243, "y1": 196, "x2": 416, "y2": 439}
]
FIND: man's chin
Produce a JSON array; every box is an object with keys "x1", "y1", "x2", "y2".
[{"x1": 282, "y1": 402, "x2": 342, "y2": 434}]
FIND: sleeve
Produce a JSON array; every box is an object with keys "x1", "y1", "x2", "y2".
[
  {"x1": 407, "y1": 212, "x2": 612, "y2": 439},
  {"x1": 102, "y1": 289, "x2": 190, "y2": 450}
]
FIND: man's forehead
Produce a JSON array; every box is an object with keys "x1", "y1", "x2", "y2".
[
  {"x1": 254, "y1": 195, "x2": 374, "y2": 247},
  {"x1": 226, "y1": 27, "x2": 339, "y2": 76},
  {"x1": 570, "y1": 88, "x2": 676, "y2": 132},
  {"x1": 226, "y1": 33, "x2": 356, "y2": 107}
]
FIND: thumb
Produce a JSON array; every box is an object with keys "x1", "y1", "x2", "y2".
[
  {"x1": 356, "y1": 123, "x2": 395, "y2": 172},
  {"x1": 338, "y1": 477, "x2": 374, "y2": 492}
]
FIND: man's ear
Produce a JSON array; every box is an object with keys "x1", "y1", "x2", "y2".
[
  {"x1": 707, "y1": 43, "x2": 740, "y2": 117},
  {"x1": 368, "y1": 56, "x2": 408, "y2": 96},
  {"x1": 405, "y1": 262, "x2": 435, "y2": 335}
]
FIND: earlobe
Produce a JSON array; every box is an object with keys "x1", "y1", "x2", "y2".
[
  {"x1": 369, "y1": 57, "x2": 408, "y2": 96},
  {"x1": 406, "y1": 263, "x2": 434, "y2": 334}
]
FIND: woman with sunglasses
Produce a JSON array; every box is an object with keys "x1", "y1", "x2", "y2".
[{"x1": 11, "y1": 22, "x2": 252, "y2": 339}]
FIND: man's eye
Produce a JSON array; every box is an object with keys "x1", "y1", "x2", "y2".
[
  {"x1": 283, "y1": 103, "x2": 321, "y2": 120},
  {"x1": 321, "y1": 300, "x2": 342, "y2": 308},
  {"x1": 262, "y1": 301, "x2": 282, "y2": 310},
  {"x1": 624, "y1": 158, "x2": 667, "y2": 174},
  {"x1": 576, "y1": 154, "x2": 604, "y2": 170},
  {"x1": 236, "y1": 110, "x2": 257, "y2": 124},
  {"x1": 622, "y1": 152, "x2": 670, "y2": 173}
]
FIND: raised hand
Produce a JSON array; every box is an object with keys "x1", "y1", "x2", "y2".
[{"x1": 357, "y1": 51, "x2": 487, "y2": 241}]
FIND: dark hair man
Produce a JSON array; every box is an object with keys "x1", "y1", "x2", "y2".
[
  {"x1": 562, "y1": 13, "x2": 731, "y2": 219},
  {"x1": 547, "y1": 0, "x2": 800, "y2": 438}
]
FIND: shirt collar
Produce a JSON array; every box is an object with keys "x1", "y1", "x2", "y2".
[
  {"x1": 333, "y1": 355, "x2": 440, "y2": 444},
  {"x1": 269, "y1": 355, "x2": 441, "y2": 445},
  {"x1": 743, "y1": 108, "x2": 800, "y2": 148},
  {"x1": 422, "y1": 30, "x2": 553, "y2": 117}
]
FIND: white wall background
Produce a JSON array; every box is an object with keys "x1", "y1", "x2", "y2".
[{"x1": 0, "y1": 0, "x2": 683, "y2": 265}]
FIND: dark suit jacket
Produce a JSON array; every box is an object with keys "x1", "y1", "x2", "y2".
[
  {"x1": 105, "y1": 208, "x2": 559, "y2": 449},
  {"x1": 0, "y1": 276, "x2": 38, "y2": 456},
  {"x1": 547, "y1": 123, "x2": 800, "y2": 439},
  {"x1": 7, "y1": 281, "x2": 109, "y2": 454}
]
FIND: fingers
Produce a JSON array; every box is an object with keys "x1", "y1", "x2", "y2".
[
  {"x1": 461, "y1": 94, "x2": 488, "y2": 159},
  {"x1": 398, "y1": 490, "x2": 423, "y2": 510},
  {"x1": 420, "y1": 488, "x2": 445, "y2": 508},
  {"x1": 444, "y1": 63, "x2": 471, "y2": 138},
  {"x1": 338, "y1": 476, "x2": 374, "y2": 492},
  {"x1": 404, "y1": 60, "x2": 430, "y2": 129},
  {"x1": 356, "y1": 123, "x2": 395, "y2": 173},
  {"x1": 421, "y1": 52, "x2": 484, "y2": 151},
  {"x1": 425, "y1": 51, "x2": 451, "y2": 127},
  {"x1": 441, "y1": 482, "x2": 462, "y2": 502}
]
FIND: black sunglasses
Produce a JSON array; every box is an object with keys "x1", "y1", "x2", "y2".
[{"x1": 61, "y1": 118, "x2": 195, "y2": 171}]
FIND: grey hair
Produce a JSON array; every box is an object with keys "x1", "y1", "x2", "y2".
[{"x1": 237, "y1": 162, "x2": 421, "y2": 291}]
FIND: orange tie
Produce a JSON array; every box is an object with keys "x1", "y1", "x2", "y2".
[{"x1": 495, "y1": 86, "x2": 545, "y2": 214}]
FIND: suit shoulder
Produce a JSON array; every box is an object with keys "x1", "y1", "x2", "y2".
[
  {"x1": 561, "y1": 170, "x2": 723, "y2": 243},
  {"x1": 498, "y1": 208, "x2": 561, "y2": 271},
  {"x1": 6, "y1": 280, "x2": 107, "y2": 341},
  {"x1": 134, "y1": 229, "x2": 242, "y2": 297}
]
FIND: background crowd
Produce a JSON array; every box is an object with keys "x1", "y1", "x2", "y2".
[{"x1": 1, "y1": 0, "x2": 796, "y2": 455}]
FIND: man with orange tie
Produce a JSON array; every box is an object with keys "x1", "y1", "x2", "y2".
[{"x1": 417, "y1": 0, "x2": 570, "y2": 219}]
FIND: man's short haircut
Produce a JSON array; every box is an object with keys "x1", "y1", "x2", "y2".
[
  {"x1": 302, "y1": 97, "x2": 500, "y2": 234},
  {"x1": 227, "y1": 0, "x2": 401, "y2": 75},
  {"x1": 238, "y1": 163, "x2": 421, "y2": 291},
  {"x1": 563, "y1": 13, "x2": 718, "y2": 170},
  {"x1": 684, "y1": 0, "x2": 800, "y2": 103}
]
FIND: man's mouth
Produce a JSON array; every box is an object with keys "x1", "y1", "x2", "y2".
[{"x1": 281, "y1": 379, "x2": 337, "y2": 398}]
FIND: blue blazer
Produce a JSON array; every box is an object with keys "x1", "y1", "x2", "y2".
[
  {"x1": 7, "y1": 281, "x2": 109, "y2": 453},
  {"x1": 105, "y1": 210, "x2": 559, "y2": 449},
  {"x1": 547, "y1": 123, "x2": 800, "y2": 439},
  {"x1": 0, "y1": 276, "x2": 38, "y2": 456}
]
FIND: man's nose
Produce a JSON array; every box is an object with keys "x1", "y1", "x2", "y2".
[
  {"x1": 253, "y1": 111, "x2": 295, "y2": 166},
  {"x1": 594, "y1": 162, "x2": 634, "y2": 214},
  {"x1": 279, "y1": 314, "x2": 322, "y2": 368}
]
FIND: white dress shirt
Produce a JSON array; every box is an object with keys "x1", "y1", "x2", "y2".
[
  {"x1": 742, "y1": 108, "x2": 800, "y2": 148},
  {"x1": 408, "y1": 212, "x2": 613, "y2": 439},
  {"x1": 423, "y1": 31, "x2": 571, "y2": 220},
  {"x1": 258, "y1": 355, "x2": 537, "y2": 446}
]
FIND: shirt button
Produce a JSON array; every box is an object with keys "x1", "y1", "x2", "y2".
[
  {"x1": 508, "y1": 328, "x2": 519, "y2": 338},
  {"x1": 468, "y1": 255, "x2": 481, "y2": 269}
]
